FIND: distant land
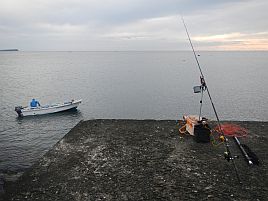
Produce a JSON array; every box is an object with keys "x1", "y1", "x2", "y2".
[{"x1": 0, "y1": 49, "x2": 19, "y2": 51}]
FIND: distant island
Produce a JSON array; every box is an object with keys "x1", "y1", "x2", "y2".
[{"x1": 0, "y1": 49, "x2": 19, "y2": 51}]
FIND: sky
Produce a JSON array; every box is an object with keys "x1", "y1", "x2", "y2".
[{"x1": 0, "y1": 0, "x2": 267, "y2": 51}]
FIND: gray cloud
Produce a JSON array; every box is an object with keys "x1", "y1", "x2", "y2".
[{"x1": 0, "y1": 0, "x2": 267, "y2": 50}]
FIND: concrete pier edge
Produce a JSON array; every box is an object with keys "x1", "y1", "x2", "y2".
[{"x1": 2, "y1": 119, "x2": 268, "y2": 201}]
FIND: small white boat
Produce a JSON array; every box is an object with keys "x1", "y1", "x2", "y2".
[{"x1": 15, "y1": 99, "x2": 82, "y2": 117}]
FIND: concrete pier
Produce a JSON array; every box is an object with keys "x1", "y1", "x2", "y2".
[{"x1": 2, "y1": 120, "x2": 268, "y2": 201}]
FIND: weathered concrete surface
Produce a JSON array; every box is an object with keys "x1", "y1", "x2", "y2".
[{"x1": 2, "y1": 120, "x2": 268, "y2": 201}]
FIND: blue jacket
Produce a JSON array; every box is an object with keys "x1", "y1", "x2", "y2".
[{"x1": 30, "y1": 99, "x2": 40, "y2": 107}]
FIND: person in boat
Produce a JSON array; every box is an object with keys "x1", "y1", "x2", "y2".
[{"x1": 30, "y1": 98, "x2": 40, "y2": 107}]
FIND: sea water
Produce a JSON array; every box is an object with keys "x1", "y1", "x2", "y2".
[{"x1": 0, "y1": 51, "x2": 267, "y2": 179}]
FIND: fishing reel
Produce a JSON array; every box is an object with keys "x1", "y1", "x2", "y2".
[
  {"x1": 224, "y1": 151, "x2": 239, "y2": 162},
  {"x1": 224, "y1": 151, "x2": 232, "y2": 161},
  {"x1": 200, "y1": 76, "x2": 207, "y2": 91}
]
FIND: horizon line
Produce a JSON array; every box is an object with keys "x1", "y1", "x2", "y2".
[{"x1": 3, "y1": 50, "x2": 268, "y2": 52}]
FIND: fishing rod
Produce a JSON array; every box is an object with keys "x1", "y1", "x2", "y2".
[
  {"x1": 234, "y1": 136, "x2": 253, "y2": 165},
  {"x1": 181, "y1": 16, "x2": 241, "y2": 183}
]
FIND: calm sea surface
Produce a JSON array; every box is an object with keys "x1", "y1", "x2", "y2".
[{"x1": 0, "y1": 51, "x2": 267, "y2": 179}]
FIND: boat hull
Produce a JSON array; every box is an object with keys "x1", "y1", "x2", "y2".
[{"x1": 15, "y1": 100, "x2": 82, "y2": 117}]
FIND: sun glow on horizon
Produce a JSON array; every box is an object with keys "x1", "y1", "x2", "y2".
[{"x1": 193, "y1": 32, "x2": 268, "y2": 50}]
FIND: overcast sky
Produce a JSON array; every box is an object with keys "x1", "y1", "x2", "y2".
[{"x1": 0, "y1": 0, "x2": 267, "y2": 51}]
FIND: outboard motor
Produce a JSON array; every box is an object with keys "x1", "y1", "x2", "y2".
[{"x1": 15, "y1": 106, "x2": 23, "y2": 117}]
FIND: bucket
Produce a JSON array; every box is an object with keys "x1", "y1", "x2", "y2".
[{"x1": 193, "y1": 86, "x2": 201, "y2": 93}]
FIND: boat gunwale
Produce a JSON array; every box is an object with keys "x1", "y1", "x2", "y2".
[{"x1": 20, "y1": 100, "x2": 82, "y2": 113}]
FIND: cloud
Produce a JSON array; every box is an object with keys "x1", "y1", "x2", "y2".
[
  {"x1": 0, "y1": 0, "x2": 267, "y2": 50},
  {"x1": 181, "y1": 0, "x2": 268, "y2": 50},
  {"x1": 34, "y1": 23, "x2": 90, "y2": 37},
  {"x1": 102, "y1": 16, "x2": 182, "y2": 40},
  {"x1": 192, "y1": 32, "x2": 268, "y2": 50}
]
